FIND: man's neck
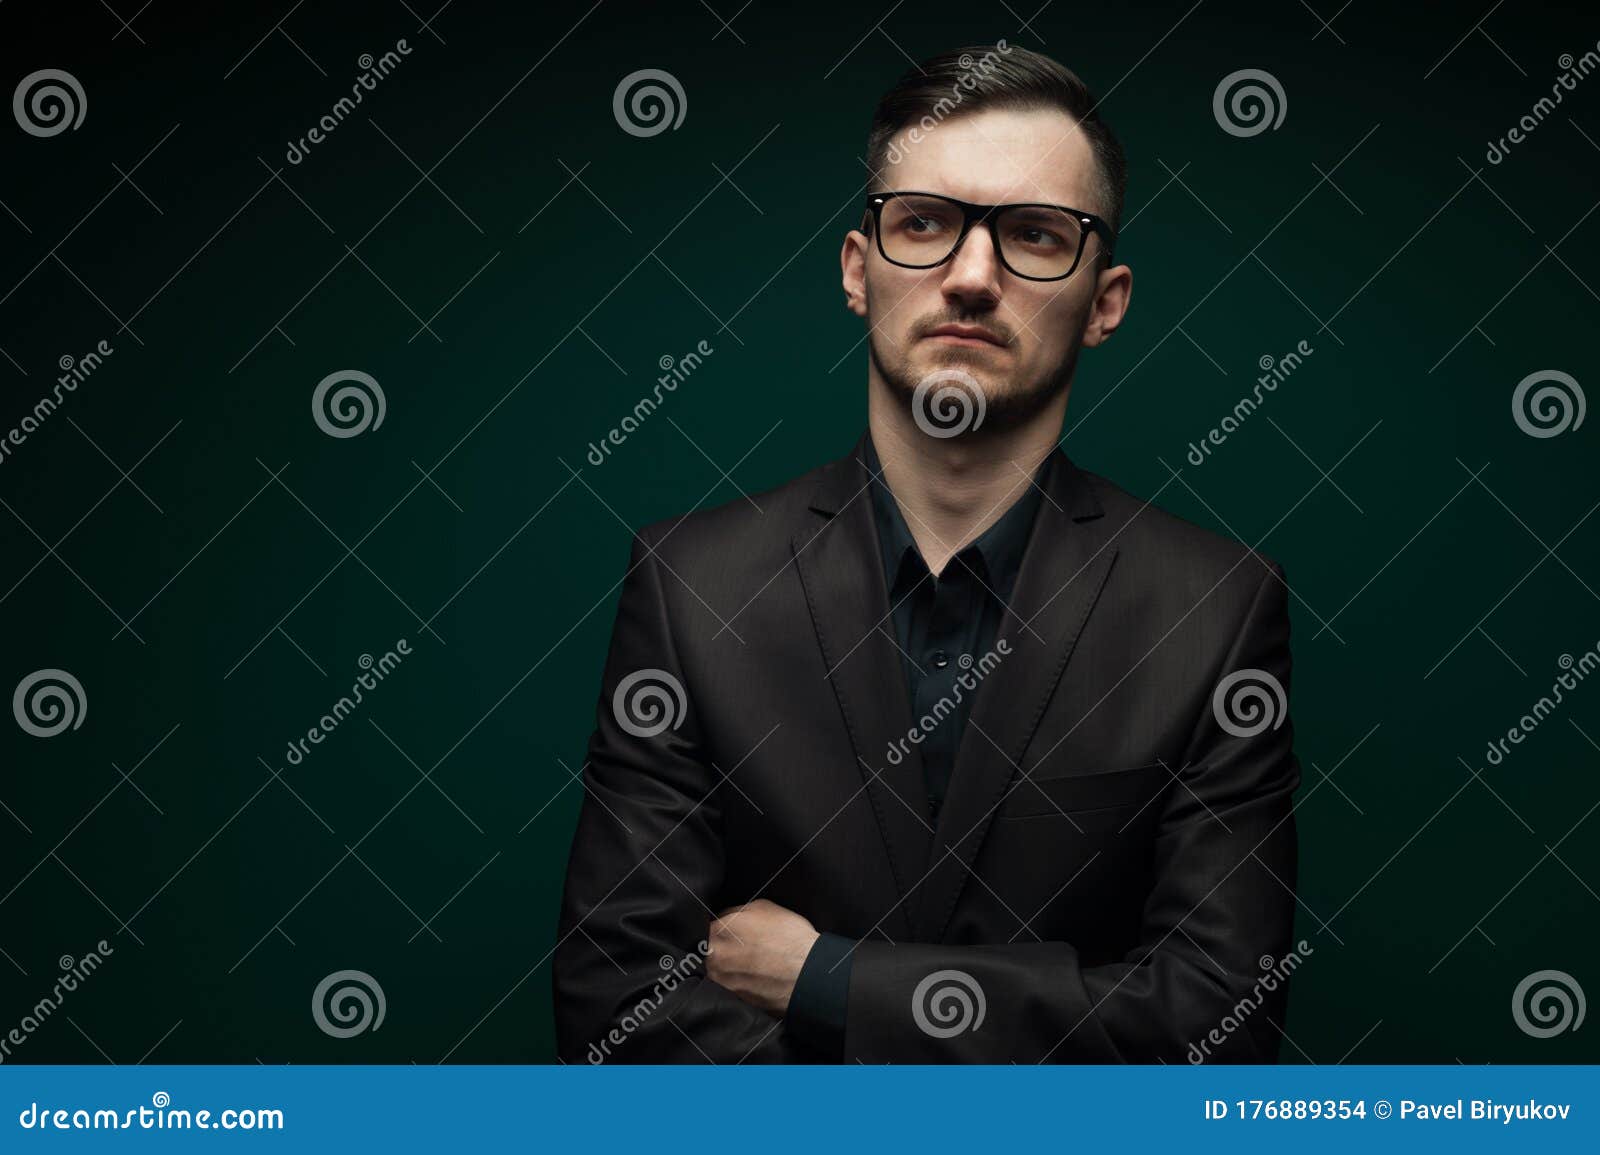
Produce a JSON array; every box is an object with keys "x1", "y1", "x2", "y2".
[{"x1": 867, "y1": 377, "x2": 1066, "y2": 577}]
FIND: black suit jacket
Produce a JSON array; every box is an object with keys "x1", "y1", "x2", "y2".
[{"x1": 554, "y1": 433, "x2": 1301, "y2": 1063}]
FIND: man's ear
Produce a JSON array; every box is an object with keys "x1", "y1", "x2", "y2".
[
  {"x1": 1081, "y1": 262, "x2": 1132, "y2": 348},
  {"x1": 840, "y1": 230, "x2": 869, "y2": 318}
]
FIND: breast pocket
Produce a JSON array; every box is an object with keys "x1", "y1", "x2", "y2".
[{"x1": 996, "y1": 761, "x2": 1172, "y2": 828}]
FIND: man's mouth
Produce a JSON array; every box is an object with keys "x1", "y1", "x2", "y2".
[{"x1": 923, "y1": 324, "x2": 1006, "y2": 348}]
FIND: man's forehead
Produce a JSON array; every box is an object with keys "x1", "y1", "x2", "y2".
[{"x1": 882, "y1": 106, "x2": 1097, "y2": 209}]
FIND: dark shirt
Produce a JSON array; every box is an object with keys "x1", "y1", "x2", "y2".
[{"x1": 786, "y1": 434, "x2": 1047, "y2": 1059}]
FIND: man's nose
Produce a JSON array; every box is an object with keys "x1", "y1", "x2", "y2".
[{"x1": 939, "y1": 224, "x2": 1003, "y2": 308}]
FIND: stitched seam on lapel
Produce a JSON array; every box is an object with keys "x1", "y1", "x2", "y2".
[
  {"x1": 790, "y1": 527, "x2": 916, "y2": 913},
  {"x1": 927, "y1": 546, "x2": 1120, "y2": 943}
]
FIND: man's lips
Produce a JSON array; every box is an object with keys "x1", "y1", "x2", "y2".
[{"x1": 924, "y1": 325, "x2": 1006, "y2": 347}]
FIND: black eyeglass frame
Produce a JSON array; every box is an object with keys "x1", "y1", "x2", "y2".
[{"x1": 863, "y1": 190, "x2": 1117, "y2": 282}]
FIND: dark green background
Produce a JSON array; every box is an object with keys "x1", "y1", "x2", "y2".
[{"x1": 1, "y1": 0, "x2": 1596, "y2": 1063}]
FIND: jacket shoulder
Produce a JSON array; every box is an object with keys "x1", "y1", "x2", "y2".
[
  {"x1": 1077, "y1": 465, "x2": 1285, "y2": 587},
  {"x1": 631, "y1": 452, "x2": 841, "y2": 566}
]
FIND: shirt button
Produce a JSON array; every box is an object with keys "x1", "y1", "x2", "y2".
[{"x1": 930, "y1": 650, "x2": 949, "y2": 669}]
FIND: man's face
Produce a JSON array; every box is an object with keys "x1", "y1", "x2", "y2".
[{"x1": 842, "y1": 105, "x2": 1129, "y2": 434}]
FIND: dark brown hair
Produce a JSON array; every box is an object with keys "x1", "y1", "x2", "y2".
[{"x1": 866, "y1": 44, "x2": 1128, "y2": 237}]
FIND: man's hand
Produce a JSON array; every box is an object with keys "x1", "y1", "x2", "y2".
[{"x1": 705, "y1": 899, "x2": 821, "y2": 1017}]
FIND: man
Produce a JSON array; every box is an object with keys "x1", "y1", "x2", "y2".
[{"x1": 554, "y1": 44, "x2": 1300, "y2": 1063}]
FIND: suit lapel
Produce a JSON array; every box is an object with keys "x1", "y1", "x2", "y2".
[
  {"x1": 913, "y1": 450, "x2": 1119, "y2": 942},
  {"x1": 791, "y1": 438, "x2": 928, "y2": 941}
]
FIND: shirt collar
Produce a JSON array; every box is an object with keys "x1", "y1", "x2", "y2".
[{"x1": 863, "y1": 432, "x2": 1047, "y2": 602}]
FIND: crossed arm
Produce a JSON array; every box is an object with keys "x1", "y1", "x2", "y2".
[{"x1": 552, "y1": 533, "x2": 1300, "y2": 1063}]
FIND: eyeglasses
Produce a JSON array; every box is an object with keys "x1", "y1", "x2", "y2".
[{"x1": 863, "y1": 191, "x2": 1116, "y2": 282}]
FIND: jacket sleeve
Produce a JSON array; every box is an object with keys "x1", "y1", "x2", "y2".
[
  {"x1": 842, "y1": 562, "x2": 1303, "y2": 1063},
  {"x1": 553, "y1": 529, "x2": 807, "y2": 1064}
]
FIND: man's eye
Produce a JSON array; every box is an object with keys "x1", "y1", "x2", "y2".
[
  {"x1": 1013, "y1": 226, "x2": 1064, "y2": 248},
  {"x1": 904, "y1": 215, "x2": 947, "y2": 234}
]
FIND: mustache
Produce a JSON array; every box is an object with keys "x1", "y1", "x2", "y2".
[{"x1": 910, "y1": 312, "x2": 1013, "y2": 345}]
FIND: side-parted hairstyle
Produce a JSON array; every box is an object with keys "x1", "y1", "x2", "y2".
[{"x1": 865, "y1": 44, "x2": 1129, "y2": 238}]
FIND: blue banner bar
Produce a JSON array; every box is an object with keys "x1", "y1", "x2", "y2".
[{"x1": 2, "y1": 1066, "x2": 1595, "y2": 1151}]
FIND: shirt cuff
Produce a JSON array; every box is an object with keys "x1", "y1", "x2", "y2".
[{"x1": 786, "y1": 932, "x2": 854, "y2": 1061}]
